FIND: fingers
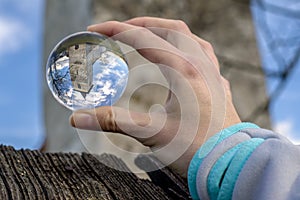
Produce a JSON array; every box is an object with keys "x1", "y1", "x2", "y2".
[
  {"x1": 125, "y1": 17, "x2": 220, "y2": 70},
  {"x1": 88, "y1": 21, "x2": 176, "y2": 54},
  {"x1": 125, "y1": 17, "x2": 199, "y2": 53},
  {"x1": 125, "y1": 17, "x2": 192, "y2": 35},
  {"x1": 70, "y1": 106, "x2": 148, "y2": 132},
  {"x1": 191, "y1": 34, "x2": 220, "y2": 69},
  {"x1": 70, "y1": 106, "x2": 167, "y2": 144},
  {"x1": 88, "y1": 21, "x2": 205, "y2": 82},
  {"x1": 88, "y1": 21, "x2": 194, "y2": 77}
]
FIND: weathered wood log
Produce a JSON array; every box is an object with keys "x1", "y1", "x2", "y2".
[
  {"x1": 135, "y1": 155, "x2": 190, "y2": 199},
  {"x1": 0, "y1": 145, "x2": 191, "y2": 199}
]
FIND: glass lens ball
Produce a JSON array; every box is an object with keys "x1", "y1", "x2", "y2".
[{"x1": 46, "y1": 31, "x2": 129, "y2": 111}]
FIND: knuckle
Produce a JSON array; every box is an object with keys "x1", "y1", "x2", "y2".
[
  {"x1": 98, "y1": 108, "x2": 117, "y2": 132},
  {"x1": 222, "y1": 77, "x2": 231, "y2": 89},
  {"x1": 179, "y1": 56, "x2": 199, "y2": 77},
  {"x1": 132, "y1": 28, "x2": 153, "y2": 47},
  {"x1": 106, "y1": 20, "x2": 120, "y2": 27},
  {"x1": 173, "y1": 20, "x2": 190, "y2": 32},
  {"x1": 107, "y1": 109, "x2": 118, "y2": 132},
  {"x1": 138, "y1": 27, "x2": 152, "y2": 35},
  {"x1": 138, "y1": 16, "x2": 151, "y2": 22},
  {"x1": 203, "y1": 41, "x2": 214, "y2": 52}
]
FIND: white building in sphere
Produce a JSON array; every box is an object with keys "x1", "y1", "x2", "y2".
[{"x1": 69, "y1": 43, "x2": 104, "y2": 94}]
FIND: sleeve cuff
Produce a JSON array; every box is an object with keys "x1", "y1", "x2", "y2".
[{"x1": 187, "y1": 122, "x2": 259, "y2": 200}]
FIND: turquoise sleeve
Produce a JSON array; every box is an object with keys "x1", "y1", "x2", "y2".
[
  {"x1": 187, "y1": 122, "x2": 260, "y2": 200},
  {"x1": 188, "y1": 122, "x2": 300, "y2": 200}
]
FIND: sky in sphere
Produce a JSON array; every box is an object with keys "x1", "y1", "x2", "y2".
[
  {"x1": 0, "y1": 0, "x2": 45, "y2": 149},
  {"x1": 0, "y1": 0, "x2": 299, "y2": 149}
]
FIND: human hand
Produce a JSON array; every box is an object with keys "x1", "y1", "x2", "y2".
[{"x1": 69, "y1": 17, "x2": 241, "y2": 177}]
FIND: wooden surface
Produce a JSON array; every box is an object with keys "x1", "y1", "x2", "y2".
[{"x1": 0, "y1": 145, "x2": 191, "y2": 199}]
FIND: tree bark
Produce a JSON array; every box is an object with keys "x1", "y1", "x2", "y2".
[{"x1": 0, "y1": 145, "x2": 190, "y2": 199}]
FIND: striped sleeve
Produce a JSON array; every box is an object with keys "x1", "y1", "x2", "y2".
[{"x1": 188, "y1": 122, "x2": 300, "y2": 200}]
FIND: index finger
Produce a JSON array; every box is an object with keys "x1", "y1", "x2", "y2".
[
  {"x1": 88, "y1": 22, "x2": 179, "y2": 64},
  {"x1": 125, "y1": 17, "x2": 219, "y2": 68},
  {"x1": 125, "y1": 17, "x2": 192, "y2": 35},
  {"x1": 87, "y1": 21, "x2": 197, "y2": 77}
]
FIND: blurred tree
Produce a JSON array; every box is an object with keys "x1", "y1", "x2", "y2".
[{"x1": 251, "y1": 0, "x2": 300, "y2": 122}]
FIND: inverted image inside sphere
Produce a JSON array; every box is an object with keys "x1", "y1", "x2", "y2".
[{"x1": 47, "y1": 44, "x2": 128, "y2": 111}]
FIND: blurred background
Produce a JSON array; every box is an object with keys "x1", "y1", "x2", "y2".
[{"x1": 0, "y1": 0, "x2": 299, "y2": 153}]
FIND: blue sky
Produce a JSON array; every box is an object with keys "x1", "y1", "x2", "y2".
[
  {"x1": 251, "y1": 0, "x2": 300, "y2": 143},
  {"x1": 0, "y1": 0, "x2": 44, "y2": 149},
  {"x1": 0, "y1": 0, "x2": 299, "y2": 149}
]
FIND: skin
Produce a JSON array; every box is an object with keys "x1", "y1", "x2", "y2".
[{"x1": 69, "y1": 17, "x2": 241, "y2": 177}]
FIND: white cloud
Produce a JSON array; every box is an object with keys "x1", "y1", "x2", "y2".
[
  {"x1": 274, "y1": 119, "x2": 300, "y2": 144},
  {"x1": 0, "y1": 16, "x2": 30, "y2": 56}
]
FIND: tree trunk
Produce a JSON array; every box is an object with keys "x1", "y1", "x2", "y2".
[{"x1": 0, "y1": 145, "x2": 190, "y2": 199}]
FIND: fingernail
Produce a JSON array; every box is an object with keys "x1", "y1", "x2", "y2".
[
  {"x1": 87, "y1": 24, "x2": 97, "y2": 31},
  {"x1": 70, "y1": 112, "x2": 96, "y2": 130}
]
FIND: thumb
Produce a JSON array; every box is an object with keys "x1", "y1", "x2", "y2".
[{"x1": 69, "y1": 106, "x2": 163, "y2": 140}]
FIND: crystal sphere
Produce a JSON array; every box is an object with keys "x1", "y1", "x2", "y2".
[{"x1": 46, "y1": 31, "x2": 129, "y2": 111}]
